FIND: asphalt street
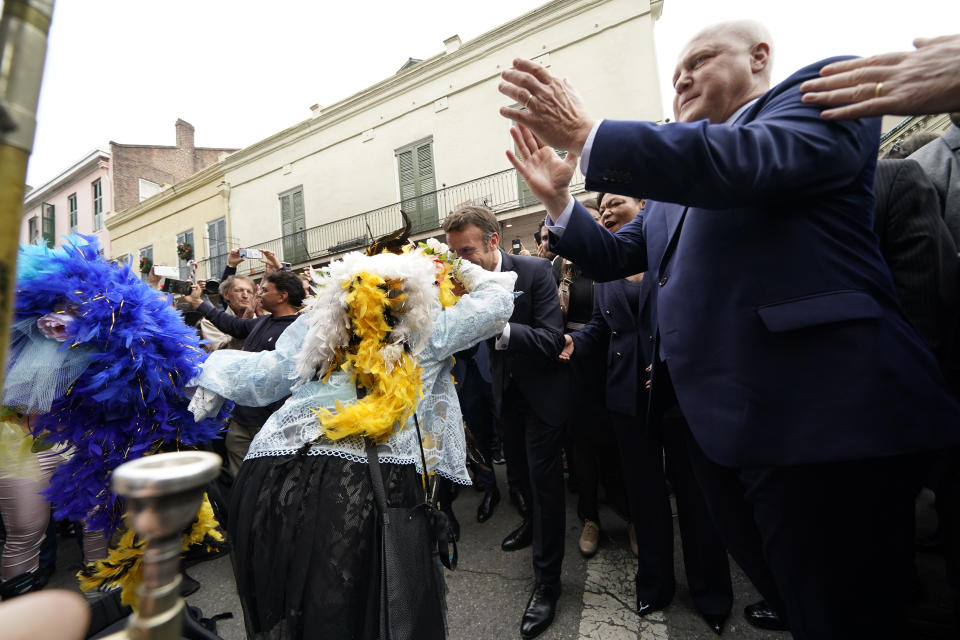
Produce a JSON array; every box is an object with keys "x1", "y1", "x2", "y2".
[{"x1": 44, "y1": 469, "x2": 795, "y2": 640}]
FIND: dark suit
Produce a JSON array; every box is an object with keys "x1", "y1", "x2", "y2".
[
  {"x1": 572, "y1": 275, "x2": 732, "y2": 618},
  {"x1": 873, "y1": 158, "x2": 959, "y2": 361},
  {"x1": 487, "y1": 250, "x2": 567, "y2": 583},
  {"x1": 552, "y1": 58, "x2": 960, "y2": 638}
]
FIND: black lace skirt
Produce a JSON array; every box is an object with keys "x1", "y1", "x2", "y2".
[{"x1": 228, "y1": 452, "x2": 443, "y2": 640}]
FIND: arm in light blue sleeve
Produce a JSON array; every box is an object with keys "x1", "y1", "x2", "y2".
[
  {"x1": 192, "y1": 314, "x2": 309, "y2": 407},
  {"x1": 423, "y1": 263, "x2": 517, "y2": 363}
]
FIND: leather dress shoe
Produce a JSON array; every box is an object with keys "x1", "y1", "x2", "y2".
[
  {"x1": 477, "y1": 489, "x2": 500, "y2": 522},
  {"x1": 744, "y1": 600, "x2": 789, "y2": 631},
  {"x1": 520, "y1": 581, "x2": 561, "y2": 639},
  {"x1": 702, "y1": 613, "x2": 727, "y2": 635},
  {"x1": 636, "y1": 599, "x2": 669, "y2": 617},
  {"x1": 501, "y1": 519, "x2": 533, "y2": 551},
  {"x1": 509, "y1": 489, "x2": 531, "y2": 516}
]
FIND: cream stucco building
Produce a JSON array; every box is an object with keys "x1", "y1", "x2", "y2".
[{"x1": 108, "y1": 0, "x2": 664, "y2": 280}]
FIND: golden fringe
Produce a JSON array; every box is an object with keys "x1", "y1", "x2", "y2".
[{"x1": 77, "y1": 494, "x2": 224, "y2": 609}]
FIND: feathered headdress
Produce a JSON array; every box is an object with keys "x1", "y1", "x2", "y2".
[
  {"x1": 5, "y1": 236, "x2": 231, "y2": 535},
  {"x1": 295, "y1": 240, "x2": 462, "y2": 442}
]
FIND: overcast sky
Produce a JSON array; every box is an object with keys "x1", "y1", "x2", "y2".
[{"x1": 21, "y1": 0, "x2": 960, "y2": 187}]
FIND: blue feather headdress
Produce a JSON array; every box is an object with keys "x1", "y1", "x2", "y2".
[{"x1": 5, "y1": 236, "x2": 231, "y2": 535}]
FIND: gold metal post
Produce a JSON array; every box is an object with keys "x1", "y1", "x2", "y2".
[{"x1": 0, "y1": 0, "x2": 55, "y2": 388}]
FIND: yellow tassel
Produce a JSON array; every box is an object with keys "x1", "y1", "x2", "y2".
[{"x1": 77, "y1": 494, "x2": 223, "y2": 610}]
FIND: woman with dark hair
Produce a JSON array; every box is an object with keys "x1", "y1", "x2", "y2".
[{"x1": 563, "y1": 192, "x2": 733, "y2": 634}]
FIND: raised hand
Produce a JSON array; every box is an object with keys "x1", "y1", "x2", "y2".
[
  {"x1": 506, "y1": 123, "x2": 578, "y2": 217},
  {"x1": 498, "y1": 58, "x2": 595, "y2": 153},
  {"x1": 801, "y1": 34, "x2": 960, "y2": 118}
]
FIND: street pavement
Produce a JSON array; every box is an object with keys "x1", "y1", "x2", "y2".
[
  {"x1": 39, "y1": 472, "x2": 959, "y2": 639},
  {"x1": 44, "y1": 470, "x2": 792, "y2": 639}
]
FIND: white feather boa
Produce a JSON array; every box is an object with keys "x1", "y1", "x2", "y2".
[{"x1": 294, "y1": 250, "x2": 443, "y2": 385}]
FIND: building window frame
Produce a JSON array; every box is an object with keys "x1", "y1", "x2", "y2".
[
  {"x1": 68, "y1": 193, "x2": 78, "y2": 233},
  {"x1": 41, "y1": 202, "x2": 55, "y2": 248},
  {"x1": 176, "y1": 229, "x2": 194, "y2": 281},
  {"x1": 394, "y1": 136, "x2": 437, "y2": 233},
  {"x1": 92, "y1": 179, "x2": 103, "y2": 231}
]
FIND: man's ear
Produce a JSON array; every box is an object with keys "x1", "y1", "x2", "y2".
[
  {"x1": 750, "y1": 42, "x2": 770, "y2": 74},
  {"x1": 489, "y1": 232, "x2": 500, "y2": 251}
]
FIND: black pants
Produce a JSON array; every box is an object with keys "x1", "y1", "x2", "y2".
[
  {"x1": 609, "y1": 409, "x2": 732, "y2": 618},
  {"x1": 683, "y1": 422, "x2": 919, "y2": 640},
  {"x1": 500, "y1": 384, "x2": 565, "y2": 583}
]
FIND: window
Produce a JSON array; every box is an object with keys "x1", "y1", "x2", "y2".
[
  {"x1": 41, "y1": 203, "x2": 55, "y2": 248},
  {"x1": 139, "y1": 178, "x2": 162, "y2": 202},
  {"x1": 279, "y1": 187, "x2": 308, "y2": 263},
  {"x1": 139, "y1": 245, "x2": 153, "y2": 282},
  {"x1": 177, "y1": 229, "x2": 194, "y2": 280},
  {"x1": 207, "y1": 218, "x2": 227, "y2": 280},
  {"x1": 395, "y1": 138, "x2": 437, "y2": 233},
  {"x1": 27, "y1": 216, "x2": 39, "y2": 244},
  {"x1": 68, "y1": 194, "x2": 78, "y2": 232},
  {"x1": 92, "y1": 179, "x2": 103, "y2": 231}
]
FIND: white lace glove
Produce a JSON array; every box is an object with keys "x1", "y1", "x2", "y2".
[
  {"x1": 454, "y1": 258, "x2": 518, "y2": 292},
  {"x1": 187, "y1": 386, "x2": 226, "y2": 422}
]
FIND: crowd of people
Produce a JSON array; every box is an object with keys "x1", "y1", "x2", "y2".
[{"x1": 2, "y1": 19, "x2": 960, "y2": 640}]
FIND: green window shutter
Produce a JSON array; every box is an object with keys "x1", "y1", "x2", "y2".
[
  {"x1": 280, "y1": 187, "x2": 308, "y2": 263},
  {"x1": 396, "y1": 140, "x2": 437, "y2": 233},
  {"x1": 41, "y1": 203, "x2": 55, "y2": 248}
]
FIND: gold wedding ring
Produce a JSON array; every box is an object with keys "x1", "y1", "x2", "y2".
[
  {"x1": 875, "y1": 82, "x2": 884, "y2": 99},
  {"x1": 523, "y1": 92, "x2": 532, "y2": 110}
]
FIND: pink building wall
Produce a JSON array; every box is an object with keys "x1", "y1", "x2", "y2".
[{"x1": 21, "y1": 151, "x2": 114, "y2": 256}]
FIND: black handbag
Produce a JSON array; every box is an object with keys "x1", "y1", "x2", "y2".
[{"x1": 366, "y1": 414, "x2": 454, "y2": 640}]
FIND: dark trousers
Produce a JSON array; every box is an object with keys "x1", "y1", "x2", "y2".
[
  {"x1": 500, "y1": 384, "x2": 565, "y2": 583},
  {"x1": 683, "y1": 421, "x2": 919, "y2": 640},
  {"x1": 609, "y1": 409, "x2": 732, "y2": 618},
  {"x1": 460, "y1": 368, "x2": 497, "y2": 492}
]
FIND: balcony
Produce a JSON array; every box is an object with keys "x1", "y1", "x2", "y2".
[{"x1": 194, "y1": 164, "x2": 586, "y2": 280}]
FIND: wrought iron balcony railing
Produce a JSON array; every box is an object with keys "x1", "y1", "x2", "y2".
[{"x1": 194, "y1": 164, "x2": 585, "y2": 281}]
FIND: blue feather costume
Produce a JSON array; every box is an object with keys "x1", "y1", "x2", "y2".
[{"x1": 5, "y1": 236, "x2": 230, "y2": 536}]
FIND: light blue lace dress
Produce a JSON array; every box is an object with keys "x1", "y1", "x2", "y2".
[{"x1": 190, "y1": 265, "x2": 516, "y2": 484}]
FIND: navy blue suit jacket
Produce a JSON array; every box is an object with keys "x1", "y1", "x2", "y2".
[
  {"x1": 571, "y1": 276, "x2": 653, "y2": 418},
  {"x1": 487, "y1": 250, "x2": 567, "y2": 426},
  {"x1": 553, "y1": 58, "x2": 960, "y2": 467}
]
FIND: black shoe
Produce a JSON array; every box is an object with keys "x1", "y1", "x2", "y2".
[
  {"x1": 492, "y1": 449, "x2": 506, "y2": 465},
  {"x1": 520, "y1": 581, "x2": 561, "y2": 639},
  {"x1": 477, "y1": 489, "x2": 500, "y2": 523},
  {"x1": 702, "y1": 614, "x2": 727, "y2": 635},
  {"x1": 509, "y1": 490, "x2": 531, "y2": 516},
  {"x1": 501, "y1": 519, "x2": 533, "y2": 551},
  {"x1": 637, "y1": 599, "x2": 669, "y2": 617},
  {"x1": 0, "y1": 572, "x2": 40, "y2": 600},
  {"x1": 744, "y1": 600, "x2": 789, "y2": 631}
]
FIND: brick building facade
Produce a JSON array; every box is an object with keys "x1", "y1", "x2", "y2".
[
  {"x1": 110, "y1": 119, "x2": 236, "y2": 211},
  {"x1": 22, "y1": 119, "x2": 237, "y2": 255}
]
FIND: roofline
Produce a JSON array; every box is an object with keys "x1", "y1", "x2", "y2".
[
  {"x1": 24, "y1": 148, "x2": 111, "y2": 206},
  {"x1": 219, "y1": 0, "x2": 653, "y2": 173}
]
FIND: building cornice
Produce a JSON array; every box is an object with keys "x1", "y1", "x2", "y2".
[
  {"x1": 24, "y1": 148, "x2": 111, "y2": 207},
  {"x1": 219, "y1": 0, "x2": 654, "y2": 175}
]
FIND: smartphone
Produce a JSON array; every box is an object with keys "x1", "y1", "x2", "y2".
[
  {"x1": 239, "y1": 248, "x2": 263, "y2": 260},
  {"x1": 161, "y1": 278, "x2": 194, "y2": 295},
  {"x1": 280, "y1": 262, "x2": 292, "y2": 271},
  {"x1": 153, "y1": 265, "x2": 179, "y2": 278},
  {"x1": 511, "y1": 239, "x2": 521, "y2": 255}
]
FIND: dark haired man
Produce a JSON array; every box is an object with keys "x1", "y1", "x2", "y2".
[
  {"x1": 444, "y1": 204, "x2": 567, "y2": 639},
  {"x1": 185, "y1": 270, "x2": 303, "y2": 474}
]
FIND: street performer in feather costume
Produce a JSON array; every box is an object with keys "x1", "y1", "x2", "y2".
[
  {"x1": 187, "y1": 235, "x2": 516, "y2": 640},
  {"x1": 0, "y1": 236, "x2": 231, "y2": 605}
]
